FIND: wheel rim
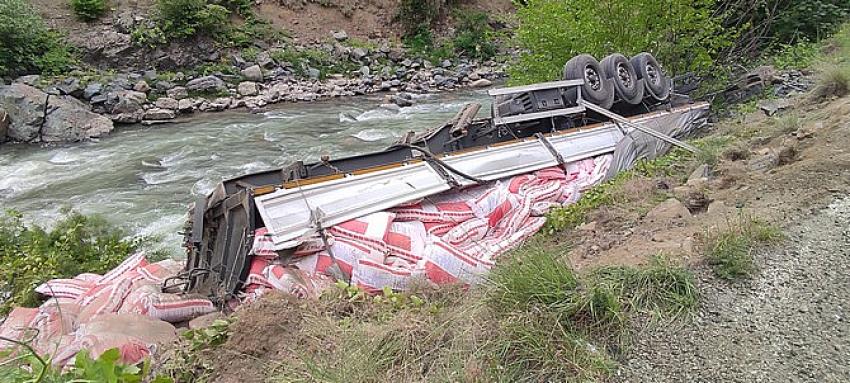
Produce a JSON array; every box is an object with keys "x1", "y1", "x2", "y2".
[
  {"x1": 584, "y1": 65, "x2": 602, "y2": 91},
  {"x1": 616, "y1": 63, "x2": 633, "y2": 89},
  {"x1": 645, "y1": 64, "x2": 660, "y2": 86}
]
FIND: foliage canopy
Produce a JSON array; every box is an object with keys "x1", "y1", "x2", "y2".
[{"x1": 0, "y1": 0, "x2": 74, "y2": 78}]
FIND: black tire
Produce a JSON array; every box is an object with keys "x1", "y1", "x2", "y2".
[
  {"x1": 563, "y1": 54, "x2": 614, "y2": 109},
  {"x1": 601, "y1": 53, "x2": 643, "y2": 105},
  {"x1": 630, "y1": 52, "x2": 670, "y2": 101}
]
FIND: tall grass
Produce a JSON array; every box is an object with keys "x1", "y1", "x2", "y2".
[{"x1": 702, "y1": 214, "x2": 783, "y2": 280}]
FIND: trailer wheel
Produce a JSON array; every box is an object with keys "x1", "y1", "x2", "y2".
[
  {"x1": 630, "y1": 52, "x2": 670, "y2": 101},
  {"x1": 601, "y1": 53, "x2": 643, "y2": 105},
  {"x1": 563, "y1": 54, "x2": 614, "y2": 109}
]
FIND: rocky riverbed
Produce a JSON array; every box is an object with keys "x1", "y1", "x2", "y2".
[{"x1": 0, "y1": 31, "x2": 505, "y2": 145}]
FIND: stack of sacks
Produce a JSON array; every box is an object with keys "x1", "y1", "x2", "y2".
[
  {"x1": 0, "y1": 254, "x2": 215, "y2": 366},
  {"x1": 243, "y1": 155, "x2": 612, "y2": 299}
]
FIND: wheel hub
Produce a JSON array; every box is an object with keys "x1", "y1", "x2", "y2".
[
  {"x1": 616, "y1": 63, "x2": 633, "y2": 89},
  {"x1": 584, "y1": 66, "x2": 601, "y2": 91},
  {"x1": 646, "y1": 64, "x2": 660, "y2": 86}
]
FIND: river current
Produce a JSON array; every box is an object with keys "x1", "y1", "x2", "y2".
[{"x1": 0, "y1": 90, "x2": 492, "y2": 255}]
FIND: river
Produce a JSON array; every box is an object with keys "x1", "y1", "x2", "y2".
[{"x1": 0, "y1": 90, "x2": 493, "y2": 255}]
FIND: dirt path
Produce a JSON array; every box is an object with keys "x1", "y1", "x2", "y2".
[{"x1": 615, "y1": 195, "x2": 850, "y2": 383}]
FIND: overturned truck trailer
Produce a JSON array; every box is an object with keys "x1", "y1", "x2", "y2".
[{"x1": 169, "y1": 52, "x2": 710, "y2": 303}]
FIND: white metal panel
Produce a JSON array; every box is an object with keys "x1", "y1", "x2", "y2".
[{"x1": 255, "y1": 103, "x2": 709, "y2": 249}]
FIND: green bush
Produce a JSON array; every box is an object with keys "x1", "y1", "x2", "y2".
[
  {"x1": 0, "y1": 210, "x2": 139, "y2": 315},
  {"x1": 71, "y1": 0, "x2": 108, "y2": 21},
  {"x1": 0, "y1": 0, "x2": 74, "y2": 77},
  {"x1": 0, "y1": 347, "x2": 172, "y2": 383},
  {"x1": 509, "y1": 0, "x2": 734, "y2": 84},
  {"x1": 452, "y1": 11, "x2": 497, "y2": 60},
  {"x1": 397, "y1": 0, "x2": 457, "y2": 37},
  {"x1": 156, "y1": 0, "x2": 231, "y2": 39}
]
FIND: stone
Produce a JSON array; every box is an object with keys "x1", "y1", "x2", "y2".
[
  {"x1": 111, "y1": 112, "x2": 141, "y2": 124},
  {"x1": 143, "y1": 108, "x2": 176, "y2": 120},
  {"x1": 468, "y1": 72, "x2": 481, "y2": 81},
  {"x1": 686, "y1": 164, "x2": 711, "y2": 188},
  {"x1": 758, "y1": 98, "x2": 792, "y2": 116},
  {"x1": 645, "y1": 198, "x2": 692, "y2": 222},
  {"x1": 57, "y1": 77, "x2": 83, "y2": 98},
  {"x1": 748, "y1": 152, "x2": 779, "y2": 172},
  {"x1": 154, "y1": 97, "x2": 179, "y2": 110},
  {"x1": 469, "y1": 78, "x2": 492, "y2": 88},
  {"x1": 237, "y1": 81, "x2": 259, "y2": 96},
  {"x1": 307, "y1": 68, "x2": 321, "y2": 80},
  {"x1": 177, "y1": 98, "x2": 195, "y2": 113},
  {"x1": 0, "y1": 83, "x2": 114, "y2": 142},
  {"x1": 188, "y1": 312, "x2": 225, "y2": 330},
  {"x1": 83, "y1": 83, "x2": 103, "y2": 100},
  {"x1": 359, "y1": 66, "x2": 371, "y2": 77},
  {"x1": 166, "y1": 86, "x2": 189, "y2": 100},
  {"x1": 231, "y1": 53, "x2": 248, "y2": 69},
  {"x1": 109, "y1": 90, "x2": 147, "y2": 115},
  {"x1": 380, "y1": 81, "x2": 391, "y2": 91},
  {"x1": 256, "y1": 51, "x2": 275, "y2": 69},
  {"x1": 441, "y1": 59, "x2": 452, "y2": 68},
  {"x1": 388, "y1": 48, "x2": 404, "y2": 61},
  {"x1": 155, "y1": 81, "x2": 176, "y2": 91},
  {"x1": 393, "y1": 93, "x2": 413, "y2": 107},
  {"x1": 241, "y1": 65, "x2": 264, "y2": 82},
  {"x1": 332, "y1": 30, "x2": 348, "y2": 41},
  {"x1": 401, "y1": 59, "x2": 412, "y2": 67},
  {"x1": 133, "y1": 80, "x2": 150, "y2": 93},
  {"x1": 143, "y1": 70, "x2": 158, "y2": 81},
  {"x1": 15, "y1": 75, "x2": 41, "y2": 86},
  {"x1": 185, "y1": 75, "x2": 226, "y2": 92},
  {"x1": 351, "y1": 47, "x2": 368, "y2": 61},
  {"x1": 90, "y1": 94, "x2": 108, "y2": 104}
]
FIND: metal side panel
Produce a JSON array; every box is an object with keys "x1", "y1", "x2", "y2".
[
  {"x1": 254, "y1": 103, "x2": 710, "y2": 250},
  {"x1": 255, "y1": 162, "x2": 453, "y2": 249}
]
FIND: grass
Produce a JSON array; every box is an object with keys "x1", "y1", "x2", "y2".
[
  {"x1": 210, "y1": 242, "x2": 699, "y2": 383},
  {"x1": 702, "y1": 213, "x2": 783, "y2": 280}
]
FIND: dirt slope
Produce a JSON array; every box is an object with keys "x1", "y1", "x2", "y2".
[{"x1": 615, "y1": 196, "x2": 850, "y2": 382}]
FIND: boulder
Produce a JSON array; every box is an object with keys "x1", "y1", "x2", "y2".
[
  {"x1": 241, "y1": 65, "x2": 263, "y2": 82},
  {"x1": 167, "y1": 86, "x2": 189, "y2": 100},
  {"x1": 256, "y1": 51, "x2": 275, "y2": 69},
  {"x1": 15, "y1": 75, "x2": 41, "y2": 86},
  {"x1": 57, "y1": 77, "x2": 83, "y2": 98},
  {"x1": 470, "y1": 79, "x2": 492, "y2": 88},
  {"x1": 108, "y1": 90, "x2": 147, "y2": 115},
  {"x1": 645, "y1": 198, "x2": 691, "y2": 222},
  {"x1": 177, "y1": 98, "x2": 195, "y2": 113},
  {"x1": 133, "y1": 80, "x2": 150, "y2": 93},
  {"x1": 0, "y1": 84, "x2": 114, "y2": 142},
  {"x1": 359, "y1": 66, "x2": 371, "y2": 77},
  {"x1": 154, "y1": 97, "x2": 179, "y2": 110},
  {"x1": 83, "y1": 83, "x2": 103, "y2": 100},
  {"x1": 332, "y1": 30, "x2": 348, "y2": 41},
  {"x1": 143, "y1": 108, "x2": 176, "y2": 120},
  {"x1": 307, "y1": 68, "x2": 321, "y2": 80},
  {"x1": 238, "y1": 81, "x2": 259, "y2": 96},
  {"x1": 351, "y1": 48, "x2": 368, "y2": 61},
  {"x1": 185, "y1": 75, "x2": 226, "y2": 92}
]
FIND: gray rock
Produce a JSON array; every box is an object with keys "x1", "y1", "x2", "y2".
[
  {"x1": 230, "y1": 54, "x2": 247, "y2": 69},
  {"x1": 155, "y1": 80, "x2": 176, "y2": 91},
  {"x1": 154, "y1": 97, "x2": 179, "y2": 110},
  {"x1": 380, "y1": 81, "x2": 391, "y2": 91},
  {"x1": 256, "y1": 51, "x2": 275, "y2": 69},
  {"x1": 241, "y1": 65, "x2": 264, "y2": 82},
  {"x1": 0, "y1": 83, "x2": 113, "y2": 142},
  {"x1": 441, "y1": 59, "x2": 452, "y2": 68},
  {"x1": 468, "y1": 72, "x2": 481, "y2": 81},
  {"x1": 307, "y1": 68, "x2": 321, "y2": 80},
  {"x1": 393, "y1": 93, "x2": 413, "y2": 107},
  {"x1": 111, "y1": 112, "x2": 141, "y2": 124},
  {"x1": 185, "y1": 75, "x2": 226, "y2": 92},
  {"x1": 645, "y1": 198, "x2": 692, "y2": 222},
  {"x1": 351, "y1": 48, "x2": 368, "y2": 61},
  {"x1": 166, "y1": 86, "x2": 189, "y2": 100},
  {"x1": 758, "y1": 98, "x2": 792, "y2": 116},
  {"x1": 108, "y1": 90, "x2": 147, "y2": 115},
  {"x1": 388, "y1": 49, "x2": 404, "y2": 61},
  {"x1": 83, "y1": 83, "x2": 103, "y2": 100},
  {"x1": 359, "y1": 66, "x2": 371, "y2": 77},
  {"x1": 469, "y1": 78, "x2": 492, "y2": 88},
  {"x1": 177, "y1": 98, "x2": 195, "y2": 113},
  {"x1": 57, "y1": 77, "x2": 83, "y2": 98},
  {"x1": 143, "y1": 70, "x2": 158, "y2": 81},
  {"x1": 332, "y1": 30, "x2": 348, "y2": 41},
  {"x1": 237, "y1": 81, "x2": 259, "y2": 96},
  {"x1": 15, "y1": 75, "x2": 41, "y2": 86},
  {"x1": 401, "y1": 59, "x2": 413, "y2": 67},
  {"x1": 133, "y1": 80, "x2": 151, "y2": 93},
  {"x1": 90, "y1": 94, "x2": 108, "y2": 104},
  {"x1": 143, "y1": 108, "x2": 176, "y2": 120}
]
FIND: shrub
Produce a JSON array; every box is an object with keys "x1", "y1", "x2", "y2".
[
  {"x1": 156, "y1": 0, "x2": 231, "y2": 38},
  {"x1": 0, "y1": 210, "x2": 140, "y2": 315},
  {"x1": 0, "y1": 0, "x2": 74, "y2": 77},
  {"x1": 509, "y1": 0, "x2": 734, "y2": 84},
  {"x1": 0, "y1": 346, "x2": 172, "y2": 383},
  {"x1": 71, "y1": 0, "x2": 108, "y2": 21},
  {"x1": 396, "y1": 0, "x2": 457, "y2": 37},
  {"x1": 452, "y1": 11, "x2": 497, "y2": 59}
]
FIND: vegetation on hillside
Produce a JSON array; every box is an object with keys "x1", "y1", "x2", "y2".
[
  {"x1": 508, "y1": 0, "x2": 850, "y2": 84},
  {"x1": 71, "y1": 0, "x2": 108, "y2": 21},
  {"x1": 0, "y1": 210, "x2": 142, "y2": 315},
  {"x1": 0, "y1": 346, "x2": 171, "y2": 383},
  {"x1": 0, "y1": 0, "x2": 74, "y2": 78}
]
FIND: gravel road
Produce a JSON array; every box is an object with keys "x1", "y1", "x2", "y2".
[{"x1": 615, "y1": 196, "x2": 850, "y2": 383}]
